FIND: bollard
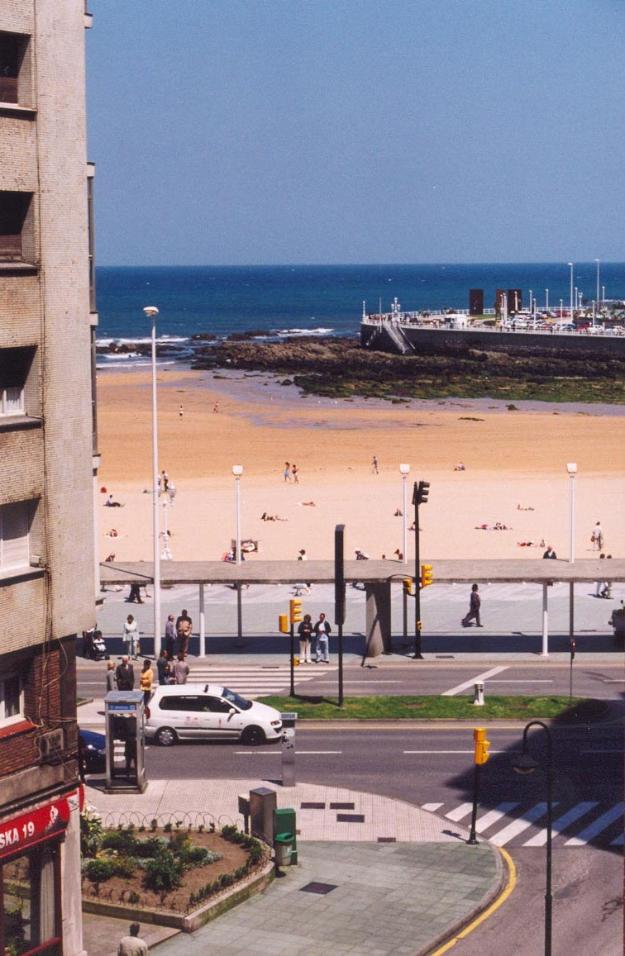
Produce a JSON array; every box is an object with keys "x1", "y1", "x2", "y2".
[
  {"x1": 280, "y1": 712, "x2": 297, "y2": 787},
  {"x1": 473, "y1": 681, "x2": 485, "y2": 706}
]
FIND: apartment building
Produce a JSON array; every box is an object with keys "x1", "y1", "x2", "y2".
[{"x1": 0, "y1": 3, "x2": 96, "y2": 954}]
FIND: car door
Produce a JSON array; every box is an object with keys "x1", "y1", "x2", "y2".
[
  {"x1": 203, "y1": 695, "x2": 241, "y2": 739},
  {"x1": 160, "y1": 695, "x2": 208, "y2": 739}
]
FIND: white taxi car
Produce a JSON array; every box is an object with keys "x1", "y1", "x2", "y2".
[{"x1": 144, "y1": 683, "x2": 282, "y2": 746}]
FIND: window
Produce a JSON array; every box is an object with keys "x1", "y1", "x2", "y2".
[
  {"x1": 0, "y1": 192, "x2": 32, "y2": 261},
  {"x1": 0, "y1": 346, "x2": 35, "y2": 417},
  {"x1": 159, "y1": 696, "x2": 204, "y2": 712},
  {"x1": 1, "y1": 845, "x2": 61, "y2": 956},
  {"x1": 0, "y1": 673, "x2": 23, "y2": 726},
  {"x1": 206, "y1": 697, "x2": 232, "y2": 713},
  {"x1": 0, "y1": 501, "x2": 32, "y2": 572},
  {"x1": 0, "y1": 31, "x2": 29, "y2": 105}
]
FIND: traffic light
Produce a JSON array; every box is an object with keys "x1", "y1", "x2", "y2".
[
  {"x1": 278, "y1": 614, "x2": 289, "y2": 634},
  {"x1": 403, "y1": 577, "x2": 415, "y2": 596},
  {"x1": 474, "y1": 727, "x2": 491, "y2": 765},
  {"x1": 413, "y1": 480, "x2": 430, "y2": 506},
  {"x1": 420, "y1": 564, "x2": 433, "y2": 589},
  {"x1": 289, "y1": 599, "x2": 302, "y2": 624}
]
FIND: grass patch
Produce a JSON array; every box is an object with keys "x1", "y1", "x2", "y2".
[{"x1": 258, "y1": 695, "x2": 591, "y2": 720}]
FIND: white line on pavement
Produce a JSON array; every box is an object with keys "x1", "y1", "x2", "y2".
[
  {"x1": 234, "y1": 750, "x2": 342, "y2": 755},
  {"x1": 580, "y1": 750, "x2": 624, "y2": 755},
  {"x1": 444, "y1": 803, "x2": 474, "y2": 822},
  {"x1": 610, "y1": 834, "x2": 624, "y2": 846},
  {"x1": 491, "y1": 803, "x2": 555, "y2": 846},
  {"x1": 403, "y1": 750, "x2": 505, "y2": 755},
  {"x1": 524, "y1": 802, "x2": 598, "y2": 846},
  {"x1": 564, "y1": 803, "x2": 624, "y2": 846},
  {"x1": 421, "y1": 803, "x2": 444, "y2": 812},
  {"x1": 486, "y1": 680, "x2": 553, "y2": 684},
  {"x1": 476, "y1": 803, "x2": 519, "y2": 833},
  {"x1": 441, "y1": 666, "x2": 509, "y2": 697}
]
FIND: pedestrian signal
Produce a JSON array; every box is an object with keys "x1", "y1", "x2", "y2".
[
  {"x1": 473, "y1": 727, "x2": 490, "y2": 765},
  {"x1": 413, "y1": 480, "x2": 431, "y2": 506},
  {"x1": 420, "y1": 564, "x2": 433, "y2": 588},
  {"x1": 278, "y1": 614, "x2": 289, "y2": 634},
  {"x1": 403, "y1": 577, "x2": 414, "y2": 596},
  {"x1": 289, "y1": 599, "x2": 302, "y2": 624}
]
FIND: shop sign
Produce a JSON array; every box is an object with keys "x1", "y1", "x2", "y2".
[{"x1": 0, "y1": 792, "x2": 76, "y2": 858}]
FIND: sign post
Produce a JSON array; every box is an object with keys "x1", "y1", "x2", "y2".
[{"x1": 335, "y1": 524, "x2": 346, "y2": 706}]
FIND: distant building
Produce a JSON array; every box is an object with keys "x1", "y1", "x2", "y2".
[
  {"x1": 0, "y1": 3, "x2": 96, "y2": 955},
  {"x1": 469, "y1": 289, "x2": 484, "y2": 316}
]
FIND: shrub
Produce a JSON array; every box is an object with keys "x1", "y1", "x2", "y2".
[
  {"x1": 163, "y1": 822, "x2": 173, "y2": 833},
  {"x1": 150, "y1": 818, "x2": 158, "y2": 832},
  {"x1": 112, "y1": 856, "x2": 136, "y2": 878},
  {"x1": 80, "y1": 811, "x2": 103, "y2": 858},
  {"x1": 143, "y1": 849, "x2": 183, "y2": 900},
  {"x1": 102, "y1": 830, "x2": 138, "y2": 854},
  {"x1": 85, "y1": 859, "x2": 115, "y2": 895},
  {"x1": 128, "y1": 891, "x2": 141, "y2": 905},
  {"x1": 134, "y1": 837, "x2": 167, "y2": 858}
]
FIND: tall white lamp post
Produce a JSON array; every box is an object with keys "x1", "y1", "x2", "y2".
[
  {"x1": 232, "y1": 465, "x2": 243, "y2": 563},
  {"x1": 595, "y1": 259, "x2": 601, "y2": 310},
  {"x1": 399, "y1": 464, "x2": 410, "y2": 564},
  {"x1": 568, "y1": 263, "x2": 574, "y2": 320},
  {"x1": 566, "y1": 462, "x2": 577, "y2": 563},
  {"x1": 143, "y1": 306, "x2": 161, "y2": 657}
]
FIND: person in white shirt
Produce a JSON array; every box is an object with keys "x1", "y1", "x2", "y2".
[
  {"x1": 118, "y1": 923, "x2": 148, "y2": 956},
  {"x1": 123, "y1": 614, "x2": 139, "y2": 659}
]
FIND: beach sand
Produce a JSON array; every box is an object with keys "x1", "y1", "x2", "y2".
[{"x1": 96, "y1": 368, "x2": 625, "y2": 564}]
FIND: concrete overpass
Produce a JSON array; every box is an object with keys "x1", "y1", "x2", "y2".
[{"x1": 100, "y1": 558, "x2": 625, "y2": 658}]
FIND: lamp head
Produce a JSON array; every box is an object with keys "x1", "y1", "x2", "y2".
[
  {"x1": 511, "y1": 750, "x2": 540, "y2": 776},
  {"x1": 143, "y1": 306, "x2": 159, "y2": 318},
  {"x1": 566, "y1": 462, "x2": 577, "y2": 475},
  {"x1": 232, "y1": 464, "x2": 244, "y2": 477},
  {"x1": 399, "y1": 463, "x2": 410, "y2": 475}
]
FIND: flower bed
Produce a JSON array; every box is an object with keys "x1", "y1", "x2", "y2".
[{"x1": 80, "y1": 813, "x2": 270, "y2": 923}]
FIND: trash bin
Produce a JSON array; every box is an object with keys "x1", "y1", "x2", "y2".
[{"x1": 274, "y1": 832, "x2": 294, "y2": 867}]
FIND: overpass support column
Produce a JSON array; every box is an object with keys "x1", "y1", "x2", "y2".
[
  {"x1": 541, "y1": 583, "x2": 549, "y2": 656},
  {"x1": 199, "y1": 584, "x2": 206, "y2": 656},
  {"x1": 365, "y1": 582, "x2": 392, "y2": 658}
]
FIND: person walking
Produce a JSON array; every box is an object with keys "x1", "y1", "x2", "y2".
[
  {"x1": 156, "y1": 649, "x2": 171, "y2": 685},
  {"x1": 126, "y1": 582, "x2": 143, "y2": 604},
  {"x1": 115, "y1": 656, "x2": 135, "y2": 690},
  {"x1": 164, "y1": 614, "x2": 176, "y2": 659},
  {"x1": 139, "y1": 659, "x2": 153, "y2": 707},
  {"x1": 176, "y1": 609, "x2": 192, "y2": 658},
  {"x1": 173, "y1": 653, "x2": 190, "y2": 685},
  {"x1": 298, "y1": 614, "x2": 313, "y2": 664},
  {"x1": 123, "y1": 614, "x2": 139, "y2": 659},
  {"x1": 314, "y1": 612, "x2": 332, "y2": 663},
  {"x1": 462, "y1": 584, "x2": 483, "y2": 627},
  {"x1": 591, "y1": 521, "x2": 604, "y2": 552},
  {"x1": 371, "y1": 455, "x2": 379, "y2": 474},
  {"x1": 283, "y1": 461, "x2": 291, "y2": 482},
  {"x1": 105, "y1": 660, "x2": 117, "y2": 693},
  {"x1": 292, "y1": 463, "x2": 299, "y2": 483},
  {"x1": 118, "y1": 923, "x2": 148, "y2": 956}
]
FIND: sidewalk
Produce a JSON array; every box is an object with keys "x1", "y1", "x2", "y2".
[{"x1": 83, "y1": 778, "x2": 505, "y2": 955}]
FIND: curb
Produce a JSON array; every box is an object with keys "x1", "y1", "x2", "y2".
[{"x1": 423, "y1": 844, "x2": 515, "y2": 955}]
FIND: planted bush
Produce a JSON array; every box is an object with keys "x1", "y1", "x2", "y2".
[
  {"x1": 85, "y1": 859, "x2": 115, "y2": 895},
  {"x1": 143, "y1": 849, "x2": 184, "y2": 900}
]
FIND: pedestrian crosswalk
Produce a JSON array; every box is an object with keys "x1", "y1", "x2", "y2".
[
  {"x1": 185, "y1": 664, "x2": 337, "y2": 698},
  {"x1": 421, "y1": 800, "x2": 624, "y2": 847}
]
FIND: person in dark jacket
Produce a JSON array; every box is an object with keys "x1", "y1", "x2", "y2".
[
  {"x1": 542, "y1": 546, "x2": 557, "y2": 559},
  {"x1": 462, "y1": 584, "x2": 482, "y2": 627},
  {"x1": 297, "y1": 614, "x2": 313, "y2": 664},
  {"x1": 313, "y1": 613, "x2": 332, "y2": 662},
  {"x1": 115, "y1": 656, "x2": 135, "y2": 690}
]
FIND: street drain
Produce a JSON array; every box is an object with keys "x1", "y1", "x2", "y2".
[{"x1": 301, "y1": 882, "x2": 338, "y2": 895}]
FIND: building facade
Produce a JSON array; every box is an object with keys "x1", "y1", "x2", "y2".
[{"x1": 0, "y1": 2, "x2": 95, "y2": 954}]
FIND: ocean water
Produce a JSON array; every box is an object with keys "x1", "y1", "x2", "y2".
[{"x1": 96, "y1": 262, "x2": 625, "y2": 347}]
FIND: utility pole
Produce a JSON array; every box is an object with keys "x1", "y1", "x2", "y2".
[{"x1": 412, "y1": 480, "x2": 430, "y2": 659}]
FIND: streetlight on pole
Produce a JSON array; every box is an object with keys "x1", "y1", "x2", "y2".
[
  {"x1": 232, "y1": 465, "x2": 243, "y2": 564},
  {"x1": 595, "y1": 258, "x2": 600, "y2": 310},
  {"x1": 545, "y1": 289, "x2": 549, "y2": 310},
  {"x1": 143, "y1": 306, "x2": 161, "y2": 658},
  {"x1": 512, "y1": 721, "x2": 554, "y2": 956},
  {"x1": 566, "y1": 463, "x2": 577, "y2": 563},
  {"x1": 400, "y1": 464, "x2": 410, "y2": 644},
  {"x1": 568, "y1": 262, "x2": 574, "y2": 320}
]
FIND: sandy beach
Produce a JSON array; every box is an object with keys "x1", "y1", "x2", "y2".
[{"x1": 96, "y1": 367, "x2": 625, "y2": 565}]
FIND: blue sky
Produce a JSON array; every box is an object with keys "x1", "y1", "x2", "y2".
[{"x1": 87, "y1": 0, "x2": 625, "y2": 266}]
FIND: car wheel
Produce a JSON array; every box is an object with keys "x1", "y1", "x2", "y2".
[
  {"x1": 241, "y1": 725, "x2": 266, "y2": 746},
  {"x1": 155, "y1": 727, "x2": 178, "y2": 747}
]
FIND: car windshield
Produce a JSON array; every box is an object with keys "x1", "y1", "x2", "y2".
[{"x1": 221, "y1": 687, "x2": 253, "y2": 710}]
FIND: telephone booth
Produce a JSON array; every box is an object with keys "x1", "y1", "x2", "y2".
[{"x1": 104, "y1": 690, "x2": 147, "y2": 793}]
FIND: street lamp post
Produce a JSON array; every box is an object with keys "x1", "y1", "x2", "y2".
[
  {"x1": 568, "y1": 262, "x2": 574, "y2": 320},
  {"x1": 512, "y1": 721, "x2": 554, "y2": 956},
  {"x1": 595, "y1": 258, "x2": 600, "y2": 310},
  {"x1": 545, "y1": 289, "x2": 549, "y2": 310},
  {"x1": 143, "y1": 306, "x2": 161, "y2": 658},
  {"x1": 232, "y1": 465, "x2": 244, "y2": 644},
  {"x1": 400, "y1": 464, "x2": 410, "y2": 643},
  {"x1": 566, "y1": 463, "x2": 577, "y2": 563}
]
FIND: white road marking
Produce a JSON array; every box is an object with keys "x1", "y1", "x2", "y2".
[
  {"x1": 610, "y1": 833, "x2": 624, "y2": 846},
  {"x1": 564, "y1": 803, "x2": 624, "y2": 846},
  {"x1": 445, "y1": 803, "x2": 474, "y2": 822},
  {"x1": 475, "y1": 803, "x2": 520, "y2": 833},
  {"x1": 491, "y1": 803, "x2": 555, "y2": 846},
  {"x1": 486, "y1": 680, "x2": 553, "y2": 684},
  {"x1": 580, "y1": 750, "x2": 624, "y2": 755},
  {"x1": 403, "y1": 750, "x2": 504, "y2": 755},
  {"x1": 234, "y1": 750, "x2": 342, "y2": 755},
  {"x1": 524, "y1": 802, "x2": 599, "y2": 846},
  {"x1": 421, "y1": 803, "x2": 444, "y2": 812},
  {"x1": 441, "y1": 666, "x2": 509, "y2": 697}
]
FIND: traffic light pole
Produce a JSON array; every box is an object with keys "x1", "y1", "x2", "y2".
[
  {"x1": 467, "y1": 763, "x2": 481, "y2": 846},
  {"x1": 289, "y1": 621, "x2": 295, "y2": 697},
  {"x1": 414, "y1": 494, "x2": 423, "y2": 659}
]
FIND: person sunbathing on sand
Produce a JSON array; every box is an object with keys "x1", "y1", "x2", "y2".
[
  {"x1": 300, "y1": 501, "x2": 316, "y2": 507},
  {"x1": 261, "y1": 512, "x2": 287, "y2": 522}
]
